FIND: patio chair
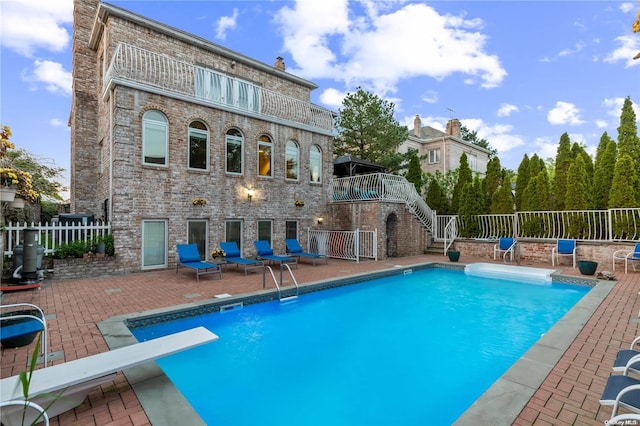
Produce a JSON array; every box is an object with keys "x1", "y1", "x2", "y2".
[
  {"x1": 493, "y1": 237, "x2": 517, "y2": 262},
  {"x1": 176, "y1": 244, "x2": 222, "y2": 281},
  {"x1": 285, "y1": 238, "x2": 328, "y2": 266},
  {"x1": 254, "y1": 240, "x2": 298, "y2": 269},
  {"x1": 613, "y1": 335, "x2": 640, "y2": 375},
  {"x1": 552, "y1": 239, "x2": 576, "y2": 268},
  {"x1": 599, "y1": 368, "x2": 640, "y2": 417},
  {"x1": 219, "y1": 242, "x2": 264, "y2": 275},
  {"x1": 0, "y1": 327, "x2": 217, "y2": 426},
  {"x1": 613, "y1": 242, "x2": 640, "y2": 274},
  {"x1": 1, "y1": 303, "x2": 48, "y2": 366}
]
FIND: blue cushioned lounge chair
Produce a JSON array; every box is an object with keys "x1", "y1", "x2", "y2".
[
  {"x1": 613, "y1": 242, "x2": 640, "y2": 274},
  {"x1": 285, "y1": 239, "x2": 327, "y2": 266},
  {"x1": 219, "y1": 242, "x2": 264, "y2": 275},
  {"x1": 254, "y1": 240, "x2": 298, "y2": 269},
  {"x1": 600, "y1": 369, "x2": 640, "y2": 417},
  {"x1": 176, "y1": 244, "x2": 222, "y2": 281}
]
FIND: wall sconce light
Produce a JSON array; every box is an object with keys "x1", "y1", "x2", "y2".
[
  {"x1": 317, "y1": 217, "x2": 324, "y2": 225},
  {"x1": 247, "y1": 188, "x2": 255, "y2": 202}
]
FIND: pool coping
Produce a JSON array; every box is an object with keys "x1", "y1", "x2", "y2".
[{"x1": 97, "y1": 262, "x2": 609, "y2": 425}]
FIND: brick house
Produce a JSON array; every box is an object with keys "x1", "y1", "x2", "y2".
[
  {"x1": 399, "y1": 116, "x2": 490, "y2": 177},
  {"x1": 70, "y1": 0, "x2": 334, "y2": 272}
]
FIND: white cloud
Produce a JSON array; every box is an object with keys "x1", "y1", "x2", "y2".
[
  {"x1": 497, "y1": 103, "x2": 519, "y2": 117},
  {"x1": 603, "y1": 36, "x2": 640, "y2": 68},
  {"x1": 558, "y1": 41, "x2": 585, "y2": 57},
  {"x1": 547, "y1": 101, "x2": 584, "y2": 126},
  {"x1": 216, "y1": 8, "x2": 239, "y2": 41},
  {"x1": 603, "y1": 97, "x2": 640, "y2": 122},
  {"x1": 531, "y1": 137, "x2": 558, "y2": 161},
  {"x1": 24, "y1": 60, "x2": 72, "y2": 96},
  {"x1": 50, "y1": 118, "x2": 66, "y2": 127},
  {"x1": 274, "y1": 1, "x2": 506, "y2": 96},
  {"x1": 421, "y1": 90, "x2": 438, "y2": 104},
  {"x1": 0, "y1": 0, "x2": 72, "y2": 57},
  {"x1": 595, "y1": 120, "x2": 608, "y2": 129},
  {"x1": 319, "y1": 87, "x2": 347, "y2": 109},
  {"x1": 620, "y1": 2, "x2": 635, "y2": 13},
  {"x1": 461, "y1": 118, "x2": 525, "y2": 154}
]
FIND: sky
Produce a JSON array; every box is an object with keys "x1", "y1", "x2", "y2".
[{"x1": 1, "y1": 0, "x2": 639, "y2": 199}]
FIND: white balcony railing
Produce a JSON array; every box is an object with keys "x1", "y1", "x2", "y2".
[{"x1": 105, "y1": 43, "x2": 334, "y2": 133}]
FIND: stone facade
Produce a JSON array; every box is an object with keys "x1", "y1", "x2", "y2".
[{"x1": 71, "y1": 0, "x2": 333, "y2": 272}]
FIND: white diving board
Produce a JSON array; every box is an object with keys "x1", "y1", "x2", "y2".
[{"x1": 0, "y1": 326, "x2": 218, "y2": 425}]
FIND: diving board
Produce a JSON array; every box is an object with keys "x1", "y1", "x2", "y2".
[
  {"x1": 465, "y1": 262, "x2": 554, "y2": 284},
  {"x1": 0, "y1": 326, "x2": 218, "y2": 425}
]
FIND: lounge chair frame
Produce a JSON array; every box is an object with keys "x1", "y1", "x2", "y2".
[
  {"x1": 220, "y1": 242, "x2": 264, "y2": 275},
  {"x1": 613, "y1": 242, "x2": 640, "y2": 274},
  {"x1": 285, "y1": 238, "x2": 328, "y2": 266},
  {"x1": 176, "y1": 244, "x2": 222, "y2": 281},
  {"x1": 254, "y1": 240, "x2": 298, "y2": 269}
]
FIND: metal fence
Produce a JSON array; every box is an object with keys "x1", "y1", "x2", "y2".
[
  {"x1": 308, "y1": 229, "x2": 378, "y2": 262},
  {"x1": 3, "y1": 221, "x2": 112, "y2": 256},
  {"x1": 433, "y1": 208, "x2": 640, "y2": 242}
]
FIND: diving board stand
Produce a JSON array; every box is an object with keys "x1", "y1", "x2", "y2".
[{"x1": 0, "y1": 326, "x2": 218, "y2": 425}]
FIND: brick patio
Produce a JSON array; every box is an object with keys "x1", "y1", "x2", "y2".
[{"x1": 1, "y1": 254, "x2": 638, "y2": 425}]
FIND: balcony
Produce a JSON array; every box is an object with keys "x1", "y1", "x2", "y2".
[{"x1": 104, "y1": 43, "x2": 334, "y2": 134}]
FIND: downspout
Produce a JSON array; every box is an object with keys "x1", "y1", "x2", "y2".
[{"x1": 442, "y1": 137, "x2": 446, "y2": 174}]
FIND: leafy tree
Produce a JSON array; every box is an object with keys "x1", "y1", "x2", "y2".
[
  {"x1": 425, "y1": 169, "x2": 457, "y2": 210},
  {"x1": 4, "y1": 148, "x2": 65, "y2": 201},
  {"x1": 490, "y1": 174, "x2": 514, "y2": 214},
  {"x1": 593, "y1": 137, "x2": 617, "y2": 209},
  {"x1": 609, "y1": 154, "x2": 639, "y2": 208},
  {"x1": 553, "y1": 132, "x2": 572, "y2": 210},
  {"x1": 450, "y1": 153, "x2": 472, "y2": 213},
  {"x1": 484, "y1": 157, "x2": 503, "y2": 211},
  {"x1": 459, "y1": 124, "x2": 498, "y2": 157},
  {"x1": 514, "y1": 154, "x2": 530, "y2": 211},
  {"x1": 404, "y1": 149, "x2": 423, "y2": 194},
  {"x1": 334, "y1": 87, "x2": 408, "y2": 172},
  {"x1": 425, "y1": 176, "x2": 449, "y2": 213}
]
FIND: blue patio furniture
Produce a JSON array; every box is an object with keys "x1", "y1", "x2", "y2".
[
  {"x1": 219, "y1": 242, "x2": 264, "y2": 275},
  {"x1": 613, "y1": 242, "x2": 640, "y2": 274},
  {"x1": 0, "y1": 303, "x2": 48, "y2": 366},
  {"x1": 285, "y1": 239, "x2": 327, "y2": 266},
  {"x1": 600, "y1": 368, "x2": 640, "y2": 417},
  {"x1": 493, "y1": 237, "x2": 517, "y2": 262},
  {"x1": 254, "y1": 240, "x2": 298, "y2": 269},
  {"x1": 176, "y1": 244, "x2": 222, "y2": 281},
  {"x1": 552, "y1": 239, "x2": 576, "y2": 268}
]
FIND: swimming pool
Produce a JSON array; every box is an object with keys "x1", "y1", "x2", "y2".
[{"x1": 129, "y1": 267, "x2": 591, "y2": 425}]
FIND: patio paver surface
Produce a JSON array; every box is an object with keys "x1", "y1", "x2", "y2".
[{"x1": 1, "y1": 254, "x2": 638, "y2": 425}]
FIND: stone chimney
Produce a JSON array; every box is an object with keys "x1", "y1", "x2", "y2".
[
  {"x1": 446, "y1": 118, "x2": 461, "y2": 137},
  {"x1": 413, "y1": 115, "x2": 421, "y2": 137},
  {"x1": 274, "y1": 56, "x2": 285, "y2": 71}
]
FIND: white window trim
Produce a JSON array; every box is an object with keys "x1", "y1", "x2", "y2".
[
  {"x1": 188, "y1": 125, "x2": 210, "y2": 171},
  {"x1": 141, "y1": 219, "x2": 168, "y2": 270}
]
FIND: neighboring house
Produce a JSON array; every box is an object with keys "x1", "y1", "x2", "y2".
[
  {"x1": 399, "y1": 116, "x2": 490, "y2": 177},
  {"x1": 70, "y1": 0, "x2": 334, "y2": 272}
]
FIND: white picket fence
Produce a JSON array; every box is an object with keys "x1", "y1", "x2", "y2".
[
  {"x1": 3, "y1": 221, "x2": 112, "y2": 256},
  {"x1": 308, "y1": 229, "x2": 378, "y2": 262}
]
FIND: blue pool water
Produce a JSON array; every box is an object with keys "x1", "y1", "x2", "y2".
[{"x1": 131, "y1": 268, "x2": 590, "y2": 426}]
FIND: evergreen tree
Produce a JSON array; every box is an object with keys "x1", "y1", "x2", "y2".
[
  {"x1": 594, "y1": 131, "x2": 611, "y2": 170},
  {"x1": 490, "y1": 174, "x2": 514, "y2": 214},
  {"x1": 425, "y1": 177, "x2": 449, "y2": 214},
  {"x1": 514, "y1": 154, "x2": 530, "y2": 211},
  {"x1": 450, "y1": 153, "x2": 472, "y2": 213},
  {"x1": 404, "y1": 149, "x2": 423, "y2": 194},
  {"x1": 553, "y1": 132, "x2": 572, "y2": 210},
  {"x1": 565, "y1": 155, "x2": 589, "y2": 210},
  {"x1": 484, "y1": 156, "x2": 503, "y2": 211},
  {"x1": 458, "y1": 176, "x2": 484, "y2": 237},
  {"x1": 617, "y1": 96, "x2": 640, "y2": 166},
  {"x1": 520, "y1": 169, "x2": 551, "y2": 236},
  {"x1": 593, "y1": 136, "x2": 617, "y2": 209},
  {"x1": 334, "y1": 87, "x2": 408, "y2": 172},
  {"x1": 609, "y1": 154, "x2": 639, "y2": 208}
]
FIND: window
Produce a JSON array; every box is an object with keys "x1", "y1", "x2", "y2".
[
  {"x1": 195, "y1": 68, "x2": 260, "y2": 113},
  {"x1": 142, "y1": 220, "x2": 167, "y2": 269},
  {"x1": 188, "y1": 220, "x2": 208, "y2": 259},
  {"x1": 286, "y1": 140, "x2": 299, "y2": 180},
  {"x1": 309, "y1": 145, "x2": 322, "y2": 183},
  {"x1": 188, "y1": 121, "x2": 209, "y2": 170},
  {"x1": 468, "y1": 153, "x2": 478, "y2": 171},
  {"x1": 226, "y1": 129, "x2": 243, "y2": 174},
  {"x1": 225, "y1": 220, "x2": 243, "y2": 251},
  {"x1": 142, "y1": 110, "x2": 168, "y2": 166},
  {"x1": 285, "y1": 220, "x2": 298, "y2": 240},
  {"x1": 257, "y1": 220, "x2": 272, "y2": 245},
  {"x1": 258, "y1": 135, "x2": 273, "y2": 177},
  {"x1": 428, "y1": 149, "x2": 440, "y2": 164}
]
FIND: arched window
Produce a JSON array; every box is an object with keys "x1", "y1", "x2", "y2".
[
  {"x1": 285, "y1": 140, "x2": 299, "y2": 180},
  {"x1": 257, "y1": 135, "x2": 273, "y2": 177},
  {"x1": 142, "y1": 110, "x2": 168, "y2": 166},
  {"x1": 309, "y1": 145, "x2": 322, "y2": 183},
  {"x1": 225, "y1": 128, "x2": 243, "y2": 174},
  {"x1": 188, "y1": 121, "x2": 208, "y2": 170}
]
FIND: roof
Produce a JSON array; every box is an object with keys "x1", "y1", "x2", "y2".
[{"x1": 333, "y1": 156, "x2": 386, "y2": 177}]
